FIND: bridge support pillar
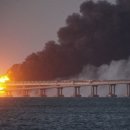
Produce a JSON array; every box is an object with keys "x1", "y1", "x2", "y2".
[
  {"x1": 23, "y1": 90, "x2": 29, "y2": 97},
  {"x1": 74, "y1": 86, "x2": 81, "y2": 97},
  {"x1": 40, "y1": 89, "x2": 47, "y2": 97},
  {"x1": 91, "y1": 85, "x2": 99, "y2": 97},
  {"x1": 57, "y1": 88, "x2": 64, "y2": 97},
  {"x1": 107, "y1": 84, "x2": 117, "y2": 97},
  {"x1": 127, "y1": 84, "x2": 130, "y2": 97}
]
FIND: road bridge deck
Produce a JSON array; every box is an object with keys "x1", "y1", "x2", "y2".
[
  {"x1": 3, "y1": 80, "x2": 130, "y2": 97},
  {"x1": 5, "y1": 80, "x2": 130, "y2": 90}
]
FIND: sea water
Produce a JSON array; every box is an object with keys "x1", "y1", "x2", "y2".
[{"x1": 0, "y1": 98, "x2": 130, "y2": 130}]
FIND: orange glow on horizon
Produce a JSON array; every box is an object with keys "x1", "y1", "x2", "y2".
[
  {"x1": 0, "y1": 75, "x2": 10, "y2": 97},
  {"x1": 0, "y1": 75, "x2": 10, "y2": 83}
]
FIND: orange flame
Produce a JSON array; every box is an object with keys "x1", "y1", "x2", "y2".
[
  {"x1": 0, "y1": 75, "x2": 10, "y2": 97},
  {"x1": 0, "y1": 75, "x2": 10, "y2": 83}
]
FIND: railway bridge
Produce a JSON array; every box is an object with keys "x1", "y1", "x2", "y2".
[{"x1": 4, "y1": 80, "x2": 130, "y2": 97}]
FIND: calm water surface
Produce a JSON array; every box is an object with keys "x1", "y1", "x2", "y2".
[{"x1": 0, "y1": 98, "x2": 130, "y2": 130}]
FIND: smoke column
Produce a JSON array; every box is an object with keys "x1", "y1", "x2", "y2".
[
  {"x1": 77, "y1": 57, "x2": 130, "y2": 80},
  {"x1": 7, "y1": 0, "x2": 130, "y2": 81}
]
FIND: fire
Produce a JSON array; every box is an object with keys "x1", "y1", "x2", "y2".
[
  {"x1": 0, "y1": 75, "x2": 10, "y2": 83},
  {"x1": 0, "y1": 75, "x2": 10, "y2": 97}
]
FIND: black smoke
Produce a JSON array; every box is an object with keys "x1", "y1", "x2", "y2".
[{"x1": 8, "y1": 0, "x2": 130, "y2": 81}]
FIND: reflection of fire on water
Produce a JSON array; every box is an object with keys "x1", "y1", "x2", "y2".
[{"x1": 0, "y1": 75, "x2": 10, "y2": 97}]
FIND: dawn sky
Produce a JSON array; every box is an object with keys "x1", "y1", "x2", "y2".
[{"x1": 0, "y1": 0, "x2": 115, "y2": 74}]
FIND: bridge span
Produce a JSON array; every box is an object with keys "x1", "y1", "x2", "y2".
[{"x1": 4, "y1": 80, "x2": 130, "y2": 97}]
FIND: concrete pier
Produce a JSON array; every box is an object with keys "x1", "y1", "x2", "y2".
[
  {"x1": 40, "y1": 89, "x2": 47, "y2": 97},
  {"x1": 23, "y1": 90, "x2": 29, "y2": 97},
  {"x1": 57, "y1": 88, "x2": 64, "y2": 97},
  {"x1": 127, "y1": 84, "x2": 130, "y2": 97},
  {"x1": 107, "y1": 84, "x2": 117, "y2": 97},
  {"x1": 74, "y1": 86, "x2": 81, "y2": 97},
  {"x1": 91, "y1": 85, "x2": 99, "y2": 97}
]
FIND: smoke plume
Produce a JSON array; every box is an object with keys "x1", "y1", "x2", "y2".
[
  {"x1": 8, "y1": 0, "x2": 130, "y2": 81},
  {"x1": 77, "y1": 57, "x2": 130, "y2": 80}
]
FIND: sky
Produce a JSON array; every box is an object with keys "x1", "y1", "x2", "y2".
[{"x1": 0, "y1": 0, "x2": 115, "y2": 74}]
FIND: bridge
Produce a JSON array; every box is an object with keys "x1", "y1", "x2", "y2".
[{"x1": 4, "y1": 80, "x2": 130, "y2": 97}]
